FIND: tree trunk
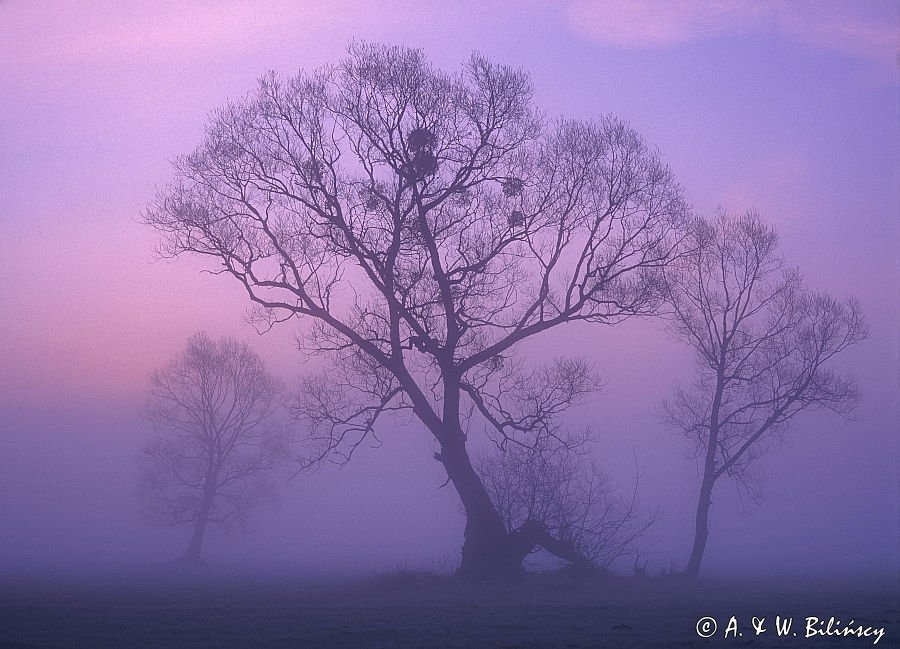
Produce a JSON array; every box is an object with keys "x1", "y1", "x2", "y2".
[
  {"x1": 439, "y1": 435, "x2": 522, "y2": 579},
  {"x1": 685, "y1": 368, "x2": 724, "y2": 580},
  {"x1": 184, "y1": 514, "x2": 209, "y2": 565},
  {"x1": 440, "y1": 431, "x2": 600, "y2": 578},
  {"x1": 183, "y1": 470, "x2": 217, "y2": 565},
  {"x1": 512, "y1": 520, "x2": 595, "y2": 571},
  {"x1": 684, "y1": 474, "x2": 714, "y2": 579}
]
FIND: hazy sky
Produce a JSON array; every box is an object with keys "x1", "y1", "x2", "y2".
[{"x1": 1, "y1": 1, "x2": 897, "y2": 578}]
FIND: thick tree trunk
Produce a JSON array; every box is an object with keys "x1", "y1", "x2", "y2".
[
  {"x1": 439, "y1": 436, "x2": 522, "y2": 579},
  {"x1": 439, "y1": 430, "x2": 598, "y2": 578}
]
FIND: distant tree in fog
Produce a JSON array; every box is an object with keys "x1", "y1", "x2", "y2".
[
  {"x1": 137, "y1": 332, "x2": 288, "y2": 565},
  {"x1": 145, "y1": 42, "x2": 688, "y2": 578},
  {"x1": 662, "y1": 210, "x2": 867, "y2": 579},
  {"x1": 475, "y1": 443, "x2": 658, "y2": 572}
]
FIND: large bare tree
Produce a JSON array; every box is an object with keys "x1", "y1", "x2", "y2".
[
  {"x1": 146, "y1": 43, "x2": 688, "y2": 577},
  {"x1": 138, "y1": 332, "x2": 287, "y2": 564},
  {"x1": 662, "y1": 210, "x2": 867, "y2": 579}
]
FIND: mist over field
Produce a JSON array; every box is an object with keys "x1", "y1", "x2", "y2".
[
  {"x1": 1, "y1": 1, "x2": 897, "y2": 647},
  {"x1": 2, "y1": 318, "x2": 895, "y2": 582}
]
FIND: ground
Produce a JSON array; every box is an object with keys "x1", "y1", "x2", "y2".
[{"x1": 0, "y1": 569, "x2": 896, "y2": 648}]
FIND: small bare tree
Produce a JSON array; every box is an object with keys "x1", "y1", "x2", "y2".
[
  {"x1": 138, "y1": 332, "x2": 287, "y2": 564},
  {"x1": 145, "y1": 43, "x2": 688, "y2": 577},
  {"x1": 476, "y1": 443, "x2": 658, "y2": 573},
  {"x1": 662, "y1": 210, "x2": 867, "y2": 579}
]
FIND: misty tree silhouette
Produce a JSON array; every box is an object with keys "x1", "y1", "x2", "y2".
[
  {"x1": 138, "y1": 332, "x2": 288, "y2": 565},
  {"x1": 661, "y1": 210, "x2": 867, "y2": 579},
  {"x1": 145, "y1": 42, "x2": 688, "y2": 578}
]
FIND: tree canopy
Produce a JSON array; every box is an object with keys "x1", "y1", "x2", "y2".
[{"x1": 147, "y1": 43, "x2": 689, "y2": 577}]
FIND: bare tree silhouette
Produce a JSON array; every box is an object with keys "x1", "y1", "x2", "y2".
[
  {"x1": 661, "y1": 210, "x2": 867, "y2": 579},
  {"x1": 475, "y1": 443, "x2": 658, "y2": 573},
  {"x1": 145, "y1": 43, "x2": 688, "y2": 578},
  {"x1": 138, "y1": 332, "x2": 287, "y2": 565}
]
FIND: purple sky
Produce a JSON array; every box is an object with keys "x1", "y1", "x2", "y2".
[{"x1": 1, "y1": 1, "x2": 897, "y2": 577}]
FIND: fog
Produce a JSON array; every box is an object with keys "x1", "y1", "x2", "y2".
[
  {"x1": 1, "y1": 0, "x2": 897, "y2": 592},
  {"x1": 2, "y1": 314, "x2": 895, "y2": 581}
]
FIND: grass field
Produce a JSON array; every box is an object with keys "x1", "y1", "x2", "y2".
[{"x1": 1, "y1": 570, "x2": 896, "y2": 648}]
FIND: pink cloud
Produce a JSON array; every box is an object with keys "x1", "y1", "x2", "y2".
[
  {"x1": 567, "y1": 0, "x2": 768, "y2": 47},
  {"x1": 567, "y1": 0, "x2": 897, "y2": 69}
]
